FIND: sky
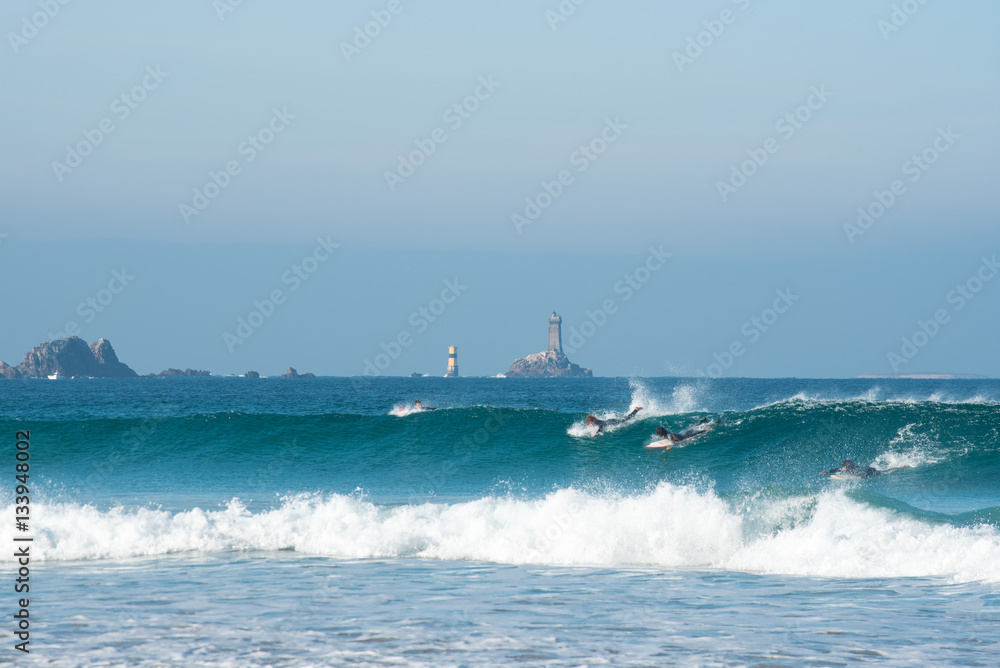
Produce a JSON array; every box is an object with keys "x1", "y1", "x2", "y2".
[{"x1": 1, "y1": 0, "x2": 998, "y2": 377}]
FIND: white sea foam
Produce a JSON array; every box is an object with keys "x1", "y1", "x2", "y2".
[
  {"x1": 727, "y1": 492, "x2": 1000, "y2": 581},
  {"x1": 11, "y1": 486, "x2": 1000, "y2": 583},
  {"x1": 871, "y1": 423, "x2": 944, "y2": 471},
  {"x1": 390, "y1": 403, "x2": 428, "y2": 416},
  {"x1": 881, "y1": 391, "x2": 999, "y2": 406},
  {"x1": 628, "y1": 380, "x2": 705, "y2": 417},
  {"x1": 566, "y1": 420, "x2": 599, "y2": 437},
  {"x1": 749, "y1": 389, "x2": 1000, "y2": 412},
  {"x1": 748, "y1": 392, "x2": 818, "y2": 411}
]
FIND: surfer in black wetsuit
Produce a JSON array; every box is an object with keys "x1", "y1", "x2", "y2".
[
  {"x1": 819, "y1": 459, "x2": 881, "y2": 478},
  {"x1": 413, "y1": 401, "x2": 437, "y2": 411},
  {"x1": 656, "y1": 418, "x2": 718, "y2": 444},
  {"x1": 585, "y1": 406, "x2": 642, "y2": 435}
]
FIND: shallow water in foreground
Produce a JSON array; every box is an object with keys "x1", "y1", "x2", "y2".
[{"x1": 29, "y1": 553, "x2": 1000, "y2": 666}]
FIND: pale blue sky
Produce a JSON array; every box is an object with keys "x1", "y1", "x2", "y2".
[{"x1": 1, "y1": 1, "x2": 997, "y2": 376}]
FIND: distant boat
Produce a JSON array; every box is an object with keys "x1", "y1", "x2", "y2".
[
  {"x1": 47, "y1": 371, "x2": 63, "y2": 379},
  {"x1": 410, "y1": 372, "x2": 426, "y2": 377}
]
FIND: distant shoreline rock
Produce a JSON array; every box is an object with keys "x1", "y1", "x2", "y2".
[
  {"x1": 858, "y1": 373, "x2": 986, "y2": 379},
  {"x1": 0, "y1": 337, "x2": 138, "y2": 379},
  {"x1": 280, "y1": 367, "x2": 315, "y2": 379},
  {"x1": 0, "y1": 338, "x2": 330, "y2": 379},
  {"x1": 145, "y1": 368, "x2": 212, "y2": 378}
]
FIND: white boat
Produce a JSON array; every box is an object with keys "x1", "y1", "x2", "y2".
[{"x1": 47, "y1": 371, "x2": 63, "y2": 379}]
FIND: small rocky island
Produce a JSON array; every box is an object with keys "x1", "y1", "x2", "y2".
[
  {"x1": 506, "y1": 312, "x2": 592, "y2": 377},
  {"x1": 146, "y1": 368, "x2": 212, "y2": 378},
  {"x1": 280, "y1": 367, "x2": 315, "y2": 379},
  {"x1": 0, "y1": 337, "x2": 138, "y2": 379}
]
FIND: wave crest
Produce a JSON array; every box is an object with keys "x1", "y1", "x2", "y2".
[{"x1": 11, "y1": 486, "x2": 1000, "y2": 583}]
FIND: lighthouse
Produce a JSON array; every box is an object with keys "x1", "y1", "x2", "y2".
[
  {"x1": 547, "y1": 312, "x2": 562, "y2": 353},
  {"x1": 446, "y1": 346, "x2": 459, "y2": 377},
  {"x1": 505, "y1": 311, "x2": 592, "y2": 377}
]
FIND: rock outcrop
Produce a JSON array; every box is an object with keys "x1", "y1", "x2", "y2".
[
  {"x1": 280, "y1": 367, "x2": 315, "y2": 379},
  {"x1": 244, "y1": 370, "x2": 260, "y2": 379},
  {"x1": 145, "y1": 368, "x2": 212, "y2": 378},
  {"x1": 0, "y1": 337, "x2": 138, "y2": 378},
  {"x1": 506, "y1": 350, "x2": 592, "y2": 378}
]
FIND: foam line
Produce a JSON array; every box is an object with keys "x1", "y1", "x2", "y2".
[{"x1": 10, "y1": 486, "x2": 1000, "y2": 583}]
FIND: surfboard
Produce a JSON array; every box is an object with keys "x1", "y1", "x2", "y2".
[
  {"x1": 829, "y1": 473, "x2": 862, "y2": 480},
  {"x1": 645, "y1": 438, "x2": 674, "y2": 450}
]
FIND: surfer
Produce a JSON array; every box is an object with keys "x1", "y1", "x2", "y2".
[
  {"x1": 585, "y1": 406, "x2": 642, "y2": 435},
  {"x1": 819, "y1": 459, "x2": 881, "y2": 479},
  {"x1": 398, "y1": 400, "x2": 437, "y2": 412},
  {"x1": 656, "y1": 418, "x2": 718, "y2": 444}
]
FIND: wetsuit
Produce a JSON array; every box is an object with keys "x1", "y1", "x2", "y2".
[
  {"x1": 593, "y1": 407, "x2": 641, "y2": 434},
  {"x1": 822, "y1": 461, "x2": 881, "y2": 478},
  {"x1": 658, "y1": 419, "x2": 714, "y2": 443}
]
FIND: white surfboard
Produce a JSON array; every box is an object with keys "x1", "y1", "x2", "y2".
[
  {"x1": 645, "y1": 438, "x2": 675, "y2": 450},
  {"x1": 829, "y1": 473, "x2": 862, "y2": 480}
]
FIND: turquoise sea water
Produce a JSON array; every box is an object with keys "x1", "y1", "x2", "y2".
[{"x1": 3, "y1": 377, "x2": 999, "y2": 665}]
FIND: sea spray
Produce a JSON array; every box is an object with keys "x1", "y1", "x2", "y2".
[{"x1": 9, "y1": 486, "x2": 1000, "y2": 583}]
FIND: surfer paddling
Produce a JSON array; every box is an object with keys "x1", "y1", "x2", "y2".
[
  {"x1": 398, "y1": 400, "x2": 437, "y2": 412},
  {"x1": 654, "y1": 418, "x2": 720, "y2": 446},
  {"x1": 819, "y1": 459, "x2": 882, "y2": 479},
  {"x1": 585, "y1": 406, "x2": 642, "y2": 436}
]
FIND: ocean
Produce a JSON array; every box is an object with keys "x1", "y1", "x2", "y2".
[{"x1": 3, "y1": 376, "x2": 999, "y2": 666}]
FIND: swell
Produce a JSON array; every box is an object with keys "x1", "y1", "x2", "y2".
[{"x1": 4, "y1": 400, "x2": 998, "y2": 501}]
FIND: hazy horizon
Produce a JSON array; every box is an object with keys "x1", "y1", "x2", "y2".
[{"x1": 2, "y1": 1, "x2": 998, "y2": 378}]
